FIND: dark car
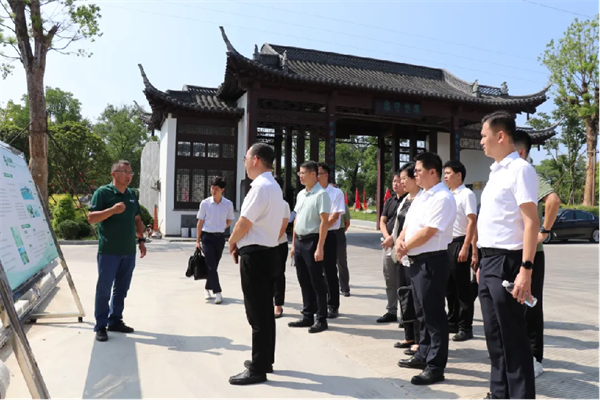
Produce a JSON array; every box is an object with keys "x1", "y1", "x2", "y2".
[{"x1": 543, "y1": 209, "x2": 599, "y2": 244}]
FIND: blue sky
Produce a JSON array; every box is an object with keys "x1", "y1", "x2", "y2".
[{"x1": 0, "y1": 0, "x2": 597, "y2": 164}]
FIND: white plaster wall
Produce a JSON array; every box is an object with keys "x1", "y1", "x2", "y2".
[
  {"x1": 437, "y1": 131, "x2": 450, "y2": 164},
  {"x1": 460, "y1": 149, "x2": 493, "y2": 205},
  {"x1": 139, "y1": 141, "x2": 160, "y2": 213},
  {"x1": 158, "y1": 115, "x2": 178, "y2": 236}
]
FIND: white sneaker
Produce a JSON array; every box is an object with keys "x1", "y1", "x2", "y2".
[
  {"x1": 204, "y1": 290, "x2": 212, "y2": 300},
  {"x1": 533, "y1": 358, "x2": 544, "y2": 378},
  {"x1": 215, "y1": 293, "x2": 223, "y2": 304}
]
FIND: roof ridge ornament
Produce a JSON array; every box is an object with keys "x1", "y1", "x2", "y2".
[
  {"x1": 472, "y1": 79, "x2": 480, "y2": 97},
  {"x1": 281, "y1": 50, "x2": 289, "y2": 72},
  {"x1": 254, "y1": 44, "x2": 259, "y2": 60},
  {"x1": 138, "y1": 64, "x2": 151, "y2": 87},
  {"x1": 501, "y1": 81, "x2": 508, "y2": 95},
  {"x1": 219, "y1": 26, "x2": 236, "y2": 53}
]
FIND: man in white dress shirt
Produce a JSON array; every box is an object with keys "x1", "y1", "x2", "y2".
[
  {"x1": 317, "y1": 162, "x2": 345, "y2": 318},
  {"x1": 227, "y1": 143, "x2": 285, "y2": 385},
  {"x1": 396, "y1": 152, "x2": 456, "y2": 386},
  {"x1": 443, "y1": 160, "x2": 478, "y2": 342},
  {"x1": 195, "y1": 177, "x2": 235, "y2": 304},
  {"x1": 477, "y1": 111, "x2": 539, "y2": 399}
]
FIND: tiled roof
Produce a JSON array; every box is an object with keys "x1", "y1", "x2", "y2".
[
  {"x1": 217, "y1": 27, "x2": 549, "y2": 111},
  {"x1": 463, "y1": 120, "x2": 561, "y2": 145}
]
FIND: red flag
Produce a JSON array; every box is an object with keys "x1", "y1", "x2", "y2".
[
  {"x1": 363, "y1": 189, "x2": 367, "y2": 210},
  {"x1": 355, "y1": 188, "x2": 361, "y2": 210},
  {"x1": 384, "y1": 188, "x2": 392, "y2": 202},
  {"x1": 344, "y1": 191, "x2": 348, "y2": 205}
]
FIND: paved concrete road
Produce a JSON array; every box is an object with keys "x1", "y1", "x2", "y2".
[{"x1": 3, "y1": 228, "x2": 599, "y2": 398}]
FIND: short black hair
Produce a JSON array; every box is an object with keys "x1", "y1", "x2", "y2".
[
  {"x1": 300, "y1": 161, "x2": 319, "y2": 174},
  {"x1": 414, "y1": 152, "x2": 443, "y2": 178},
  {"x1": 443, "y1": 160, "x2": 467, "y2": 182},
  {"x1": 248, "y1": 142, "x2": 275, "y2": 168},
  {"x1": 317, "y1": 162, "x2": 330, "y2": 175},
  {"x1": 481, "y1": 111, "x2": 516, "y2": 140},
  {"x1": 399, "y1": 162, "x2": 416, "y2": 179},
  {"x1": 513, "y1": 129, "x2": 533, "y2": 156},
  {"x1": 210, "y1": 176, "x2": 226, "y2": 188}
]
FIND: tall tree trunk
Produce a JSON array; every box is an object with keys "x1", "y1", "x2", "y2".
[
  {"x1": 27, "y1": 67, "x2": 49, "y2": 206},
  {"x1": 583, "y1": 119, "x2": 598, "y2": 206}
]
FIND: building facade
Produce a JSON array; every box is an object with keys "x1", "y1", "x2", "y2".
[{"x1": 138, "y1": 27, "x2": 557, "y2": 236}]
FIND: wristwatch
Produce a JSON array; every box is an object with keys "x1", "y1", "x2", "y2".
[
  {"x1": 540, "y1": 227, "x2": 551, "y2": 234},
  {"x1": 521, "y1": 261, "x2": 533, "y2": 270},
  {"x1": 138, "y1": 238, "x2": 146, "y2": 244}
]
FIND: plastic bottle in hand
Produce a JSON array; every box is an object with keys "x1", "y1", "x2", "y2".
[
  {"x1": 380, "y1": 237, "x2": 393, "y2": 256},
  {"x1": 502, "y1": 280, "x2": 537, "y2": 307}
]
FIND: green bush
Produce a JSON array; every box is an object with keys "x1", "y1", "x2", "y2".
[
  {"x1": 57, "y1": 220, "x2": 80, "y2": 240},
  {"x1": 53, "y1": 197, "x2": 76, "y2": 231},
  {"x1": 563, "y1": 205, "x2": 599, "y2": 216},
  {"x1": 139, "y1": 204, "x2": 154, "y2": 227},
  {"x1": 77, "y1": 219, "x2": 92, "y2": 238}
]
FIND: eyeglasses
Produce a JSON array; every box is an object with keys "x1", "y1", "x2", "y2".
[{"x1": 114, "y1": 170, "x2": 134, "y2": 176}]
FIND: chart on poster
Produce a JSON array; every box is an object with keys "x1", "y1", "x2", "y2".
[{"x1": 0, "y1": 141, "x2": 60, "y2": 291}]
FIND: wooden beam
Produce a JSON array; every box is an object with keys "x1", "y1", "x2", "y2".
[
  {"x1": 310, "y1": 129, "x2": 320, "y2": 161},
  {"x1": 409, "y1": 125, "x2": 417, "y2": 161},
  {"x1": 296, "y1": 129, "x2": 305, "y2": 190},
  {"x1": 256, "y1": 87, "x2": 328, "y2": 103},
  {"x1": 428, "y1": 130, "x2": 438, "y2": 154},
  {"x1": 326, "y1": 94, "x2": 337, "y2": 183},
  {"x1": 376, "y1": 132, "x2": 386, "y2": 229},
  {"x1": 274, "y1": 131, "x2": 283, "y2": 178},
  {"x1": 284, "y1": 126, "x2": 294, "y2": 207},
  {"x1": 392, "y1": 124, "x2": 399, "y2": 174},
  {"x1": 450, "y1": 112, "x2": 461, "y2": 161}
]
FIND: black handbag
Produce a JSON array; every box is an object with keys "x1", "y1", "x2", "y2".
[{"x1": 186, "y1": 249, "x2": 208, "y2": 280}]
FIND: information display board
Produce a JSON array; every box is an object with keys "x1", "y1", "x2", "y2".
[{"x1": 0, "y1": 143, "x2": 60, "y2": 291}]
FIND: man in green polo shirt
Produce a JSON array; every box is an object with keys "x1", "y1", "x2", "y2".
[
  {"x1": 88, "y1": 160, "x2": 147, "y2": 342},
  {"x1": 514, "y1": 131, "x2": 561, "y2": 378}
]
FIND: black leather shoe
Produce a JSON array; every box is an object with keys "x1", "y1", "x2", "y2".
[
  {"x1": 484, "y1": 392, "x2": 499, "y2": 399},
  {"x1": 448, "y1": 324, "x2": 459, "y2": 334},
  {"x1": 411, "y1": 369, "x2": 445, "y2": 385},
  {"x1": 393, "y1": 340, "x2": 414, "y2": 349},
  {"x1": 308, "y1": 320, "x2": 328, "y2": 333},
  {"x1": 376, "y1": 313, "x2": 397, "y2": 323},
  {"x1": 397, "y1": 357, "x2": 427, "y2": 370},
  {"x1": 452, "y1": 330, "x2": 474, "y2": 342},
  {"x1": 341, "y1": 291, "x2": 350, "y2": 297},
  {"x1": 107, "y1": 321, "x2": 134, "y2": 333},
  {"x1": 288, "y1": 318, "x2": 314, "y2": 328},
  {"x1": 229, "y1": 369, "x2": 267, "y2": 385},
  {"x1": 95, "y1": 328, "x2": 108, "y2": 342},
  {"x1": 327, "y1": 306, "x2": 339, "y2": 319},
  {"x1": 244, "y1": 360, "x2": 273, "y2": 373},
  {"x1": 404, "y1": 348, "x2": 417, "y2": 356}
]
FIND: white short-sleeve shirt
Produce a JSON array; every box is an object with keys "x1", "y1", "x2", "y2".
[
  {"x1": 279, "y1": 201, "x2": 291, "y2": 244},
  {"x1": 451, "y1": 185, "x2": 478, "y2": 238},
  {"x1": 324, "y1": 185, "x2": 345, "y2": 231},
  {"x1": 477, "y1": 152, "x2": 539, "y2": 250},
  {"x1": 196, "y1": 196, "x2": 234, "y2": 233},
  {"x1": 238, "y1": 172, "x2": 286, "y2": 249},
  {"x1": 404, "y1": 182, "x2": 457, "y2": 256}
]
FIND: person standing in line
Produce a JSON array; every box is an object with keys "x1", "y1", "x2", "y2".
[
  {"x1": 396, "y1": 152, "x2": 456, "y2": 386},
  {"x1": 477, "y1": 111, "x2": 539, "y2": 399},
  {"x1": 317, "y1": 162, "x2": 345, "y2": 318},
  {"x1": 288, "y1": 161, "x2": 331, "y2": 334},
  {"x1": 378, "y1": 173, "x2": 407, "y2": 323},
  {"x1": 390, "y1": 163, "x2": 421, "y2": 355},
  {"x1": 227, "y1": 143, "x2": 285, "y2": 385},
  {"x1": 195, "y1": 177, "x2": 234, "y2": 304},
  {"x1": 443, "y1": 160, "x2": 478, "y2": 342},
  {"x1": 514, "y1": 129, "x2": 561, "y2": 379},
  {"x1": 274, "y1": 177, "x2": 291, "y2": 319},
  {"x1": 88, "y1": 160, "x2": 147, "y2": 342},
  {"x1": 337, "y1": 202, "x2": 351, "y2": 297}
]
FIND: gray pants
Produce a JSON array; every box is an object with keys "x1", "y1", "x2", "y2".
[
  {"x1": 336, "y1": 229, "x2": 350, "y2": 293},
  {"x1": 383, "y1": 251, "x2": 401, "y2": 315}
]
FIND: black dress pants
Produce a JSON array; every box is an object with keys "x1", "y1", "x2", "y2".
[
  {"x1": 240, "y1": 246, "x2": 278, "y2": 374},
  {"x1": 294, "y1": 236, "x2": 329, "y2": 321},
  {"x1": 201, "y1": 233, "x2": 225, "y2": 293},
  {"x1": 273, "y1": 242, "x2": 289, "y2": 307},
  {"x1": 409, "y1": 251, "x2": 449, "y2": 373},
  {"x1": 397, "y1": 263, "x2": 420, "y2": 343},
  {"x1": 479, "y1": 250, "x2": 535, "y2": 399},
  {"x1": 526, "y1": 251, "x2": 545, "y2": 363},
  {"x1": 324, "y1": 230, "x2": 340, "y2": 310},
  {"x1": 446, "y1": 237, "x2": 475, "y2": 332}
]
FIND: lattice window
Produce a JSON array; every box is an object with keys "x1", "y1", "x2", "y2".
[
  {"x1": 193, "y1": 143, "x2": 205, "y2": 157},
  {"x1": 222, "y1": 170, "x2": 235, "y2": 199},
  {"x1": 177, "y1": 142, "x2": 191, "y2": 156},
  {"x1": 478, "y1": 85, "x2": 502, "y2": 96},
  {"x1": 207, "y1": 143, "x2": 219, "y2": 158},
  {"x1": 191, "y1": 169, "x2": 206, "y2": 202},
  {"x1": 222, "y1": 144, "x2": 235, "y2": 158},
  {"x1": 460, "y1": 138, "x2": 483, "y2": 150},
  {"x1": 178, "y1": 124, "x2": 235, "y2": 136},
  {"x1": 176, "y1": 169, "x2": 190, "y2": 202}
]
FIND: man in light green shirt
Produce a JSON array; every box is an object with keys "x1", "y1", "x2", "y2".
[
  {"x1": 289, "y1": 161, "x2": 331, "y2": 333},
  {"x1": 514, "y1": 130, "x2": 561, "y2": 379}
]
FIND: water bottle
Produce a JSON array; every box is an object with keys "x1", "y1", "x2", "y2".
[
  {"x1": 401, "y1": 255, "x2": 411, "y2": 267},
  {"x1": 502, "y1": 280, "x2": 537, "y2": 307},
  {"x1": 380, "y1": 237, "x2": 393, "y2": 256}
]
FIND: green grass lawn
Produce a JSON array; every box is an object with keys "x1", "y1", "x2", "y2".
[{"x1": 350, "y1": 209, "x2": 378, "y2": 222}]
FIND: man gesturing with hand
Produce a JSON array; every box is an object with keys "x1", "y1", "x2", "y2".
[{"x1": 88, "y1": 160, "x2": 146, "y2": 343}]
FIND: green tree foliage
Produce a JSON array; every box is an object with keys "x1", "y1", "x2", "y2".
[{"x1": 540, "y1": 17, "x2": 599, "y2": 205}]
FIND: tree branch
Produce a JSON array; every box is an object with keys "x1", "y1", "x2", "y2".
[{"x1": 6, "y1": 0, "x2": 33, "y2": 70}]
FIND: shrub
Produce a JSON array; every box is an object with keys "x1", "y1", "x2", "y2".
[
  {"x1": 53, "y1": 197, "x2": 76, "y2": 231},
  {"x1": 57, "y1": 220, "x2": 80, "y2": 240},
  {"x1": 139, "y1": 204, "x2": 154, "y2": 227},
  {"x1": 77, "y1": 219, "x2": 92, "y2": 238}
]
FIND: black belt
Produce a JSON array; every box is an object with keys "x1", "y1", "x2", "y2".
[
  {"x1": 408, "y1": 250, "x2": 447, "y2": 264},
  {"x1": 451, "y1": 236, "x2": 466, "y2": 244},
  {"x1": 297, "y1": 233, "x2": 319, "y2": 241},
  {"x1": 239, "y1": 245, "x2": 271, "y2": 255},
  {"x1": 203, "y1": 231, "x2": 225, "y2": 236},
  {"x1": 480, "y1": 248, "x2": 520, "y2": 258}
]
